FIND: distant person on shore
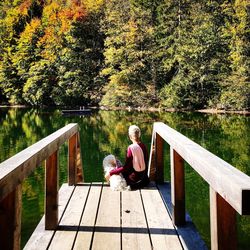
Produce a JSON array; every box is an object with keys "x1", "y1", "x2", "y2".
[{"x1": 105, "y1": 125, "x2": 149, "y2": 189}]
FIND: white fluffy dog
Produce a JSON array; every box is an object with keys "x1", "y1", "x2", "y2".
[{"x1": 103, "y1": 155, "x2": 130, "y2": 191}]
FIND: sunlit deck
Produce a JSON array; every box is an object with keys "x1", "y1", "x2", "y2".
[
  {"x1": 24, "y1": 182, "x2": 205, "y2": 250},
  {"x1": 1, "y1": 122, "x2": 250, "y2": 250}
]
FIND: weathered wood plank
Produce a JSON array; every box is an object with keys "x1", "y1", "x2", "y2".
[
  {"x1": 155, "y1": 133, "x2": 164, "y2": 183},
  {"x1": 24, "y1": 184, "x2": 74, "y2": 250},
  {"x1": 92, "y1": 185, "x2": 121, "y2": 250},
  {"x1": 26, "y1": 183, "x2": 187, "y2": 250},
  {"x1": 73, "y1": 183, "x2": 102, "y2": 250},
  {"x1": 45, "y1": 151, "x2": 59, "y2": 230},
  {"x1": 68, "y1": 134, "x2": 77, "y2": 186},
  {"x1": 210, "y1": 187, "x2": 237, "y2": 250},
  {"x1": 0, "y1": 184, "x2": 22, "y2": 250},
  {"x1": 121, "y1": 190, "x2": 151, "y2": 250},
  {"x1": 76, "y1": 132, "x2": 83, "y2": 183},
  {"x1": 141, "y1": 186, "x2": 183, "y2": 250},
  {"x1": 48, "y1": 185, "x2": 90, "y2": 250},
  {"x1": 171, "y1": 148, "x2": 185, "y2": 226},
  {"x1": 158, "y1": 182, "x2": 208, "y2": 250},
  {"x1": 153, "y1": 122, "x2": 250, "y2": 215},
  {"x1": 0, "y1": 124, "x2": 78, "y2": 201},
  {"x1": 148, "y1": 132, "x2": 156, "y2": 181}
]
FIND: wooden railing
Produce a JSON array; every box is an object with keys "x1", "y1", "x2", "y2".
[
  {"x1": 0, "y1": 123, "x2": 83, "y2": 250},
  {"x1": 148, "y1": 122, "x2": 250, "y2": 250}
]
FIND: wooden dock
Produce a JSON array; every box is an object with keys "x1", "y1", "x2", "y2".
[
  {"x1": 1, "y1": 122, "x2": 250, "y2": 250},
  {"x1": 61, "y1": 109, "x2": 92, "y2": 116},
  {"x1": 24, "y1": 182, "x2": 205, "y2": 250}
]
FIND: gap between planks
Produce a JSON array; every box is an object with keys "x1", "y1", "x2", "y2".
[{"x1": 24, "y1": 183, "x2": 184, "y2": 250}]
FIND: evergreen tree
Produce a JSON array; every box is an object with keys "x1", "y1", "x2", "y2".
[
  {"x1": 160, "y1": 0, "x2": 229, "y2": 109},
  {"x1": 23, "y1": 59, "x2": 56, "y2": 106},
  {"x1": 219, "y1": 0, "x2": 250, "y2": 110},
  {"x1": 100, "y1": 0, "x2": 159, "y2": 107},
  {"x1": 154, "y1": 0, "x2": 179, "y2": 87},
  {"x1": 0, "y1": 0, "x2": 249, "y2": 110},
  {"x1": 53, "y1": 10, "x2": 104, "y2": 106}
]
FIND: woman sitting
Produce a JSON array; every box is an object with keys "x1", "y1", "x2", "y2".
[{"x1": 105, "y1": 125, "x2": 149, "y2": 190}]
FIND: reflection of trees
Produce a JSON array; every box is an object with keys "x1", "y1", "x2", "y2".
[
  {"x1": 0, "y1": 108, "x2": 28, "y2": 160},
  {"x1": 238, "y1": 215, "x2": 250, "y2": 250},
  {"x1": 219, "y1": 116, "x2": 250, "y2": 175},
  {"x1": 21, "y1": 166, "x2": 45, "y2": 248},
  {"x1": 153, "y1": 112, "x2": 250, "y2": 249},
  {"x1": 158, "y1": 112, "x2": 250, "y2": 176},
  {"x1": 0, "y1": 108, "x2": 69, "y2": 247},
  {"x1": 79, "y1": 110, "x2": 158, "y2": 182},
  {"x1": 97, "y1": 110, "x2": 158, "y2": 160}
]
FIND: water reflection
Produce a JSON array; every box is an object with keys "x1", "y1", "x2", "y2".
[{"x1": 0, "y1": 108, "x2": 249, "y2": 249}]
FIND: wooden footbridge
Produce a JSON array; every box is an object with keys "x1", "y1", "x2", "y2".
[{"x1": 0, "y1": 122, "x2": 250, "y2": 250}]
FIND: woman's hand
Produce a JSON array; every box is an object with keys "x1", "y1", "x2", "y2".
[
  {"x1": 105, "y1": 173, "x2": 110, "y2": 182},
  {"x1": 116, "y1": 159, "x2": 122, "y2": 168}
]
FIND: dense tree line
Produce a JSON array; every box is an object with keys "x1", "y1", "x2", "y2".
[{"x1": 0, "y1": 0, "x2": 249, "y2": 110}]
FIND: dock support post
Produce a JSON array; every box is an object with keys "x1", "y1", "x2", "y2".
[
  {"x1": 155, "y1": 133, "x2": 164, "y2": 183},
  {"x1": 171, "y1": 148, "x2": 185, "y2": 226},
  {"x1": 0, "y1": 184, "x2": 22, "y2": 250},
  {"x1": 148, "y1": 131, "x2": 156, "y2": 181},
  {"x1": 45, "y1": 151, "x2": 59, "y2": 230},
  {"x1": 68, "y1": 133, "x2": 77, "y2": 185},
  {"x1": 76, "y1": 132, "x2": 83, "y2": 183},
  {"x1": 210, "y1": 187, "x2": 237, "y2": 250}
]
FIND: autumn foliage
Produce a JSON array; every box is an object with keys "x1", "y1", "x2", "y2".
[{"x1": 0, "y1": 0, "x2": 249, "y2": 110}]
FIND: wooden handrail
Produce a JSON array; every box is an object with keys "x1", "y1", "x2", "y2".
[
  {"x1": 148, "y1": 122, "x2": 250, "y2": 250},
  {"x1": 0, "y1": 123, "x2": 83, "y2": 250}
]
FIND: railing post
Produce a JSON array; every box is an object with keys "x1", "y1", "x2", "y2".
[
  {"x1": 155, "y1": 133, "x2": 164, "y2": 183},
  {"x1": 148, "y1": 131, "x2": 156, "y2": 181},
  {"x1": 45, "y1": 150, "x2": 59, "y2": 230},
  {"x1": 210, "y1": 187, "x2": 237, "y2": 250},
  {"x1": 170, "y1": 147, "x2": 185, "y2": 226},
  {"x1": 76, "y1": 132, "x2": 83, "y2": 183},
  {"x1": 0, "y1": 184, "x2": 22, "y2": 250},
  {"x1": 68, "y1": 133, "x2": 77, "y2": 185}
]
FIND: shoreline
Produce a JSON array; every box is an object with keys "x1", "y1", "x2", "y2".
[
  {"x1": 196, "y1": 109, "x2": 250, "y2": 116},
  {"x1": 0, "y1": 105, "x2": 249, "y2": 116},
  {"x1": 99, "y1": 106, "x2": 250, "y2": 116}
]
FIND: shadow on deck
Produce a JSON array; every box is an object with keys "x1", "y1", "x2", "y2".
[
  {"x1": 24, "y1": 182, "x2": 206, "y2": 250},
  {"x1": 1, "y1": 122, "x2": 249, "y2": 250}
]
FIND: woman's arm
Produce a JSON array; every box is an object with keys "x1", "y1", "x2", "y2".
[{"x1": 110, "y1": 147, "x2": 133, "y2": 176}]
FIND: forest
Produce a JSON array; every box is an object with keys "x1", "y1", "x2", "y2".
[{"x1": 0, "y1": 0, "x2": 249, "y2": 110}]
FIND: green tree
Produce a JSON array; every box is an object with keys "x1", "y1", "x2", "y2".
[
  {"x1": 0, "y1": 50, "x2": 22, "y2": 104},
  {"x1": 0, "y1": 0, "x2": 44, "y2": 104},
  {"x1": 160, "y1": 0, "x2": 229, "y2": 109},
  {"x1": 100, "y1": 0, "x2": 159, "y2": 107},
  {"x1": 23, "y1": 59, "x2": 56, "y2": 106},
  {"x1": 0, "y1": 0, "x2": 249, "y2": 110},
  {"x1": 219, "y1": 0, "x2": 250, "y2": 110},
  {"x1": 53, "y1": 10, "x2": 105, "y2": 106},
  {"x1": 1, "y1": 0, "x2": 104, "y2": 106}
]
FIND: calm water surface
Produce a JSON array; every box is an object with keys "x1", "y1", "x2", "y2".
[{"x1": 0, "y1": 108, "x2": 249, "y2": 249}]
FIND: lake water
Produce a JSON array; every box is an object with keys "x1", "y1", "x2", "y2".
[{"x1": 0, "y1": 108, "x2": 249, "y2": 249}]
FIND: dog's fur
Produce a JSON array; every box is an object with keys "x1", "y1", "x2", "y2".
[{"x1": 103, "y1": 155, "x2": 130, "y2": 191}]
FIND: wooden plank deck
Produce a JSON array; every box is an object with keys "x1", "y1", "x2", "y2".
[{"x1": 24, "y1": 183, "x2": 206, "y2": 250}]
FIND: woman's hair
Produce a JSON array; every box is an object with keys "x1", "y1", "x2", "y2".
[{"x1": 128, "y1": 125, "x2": 141, "y2": 140}]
